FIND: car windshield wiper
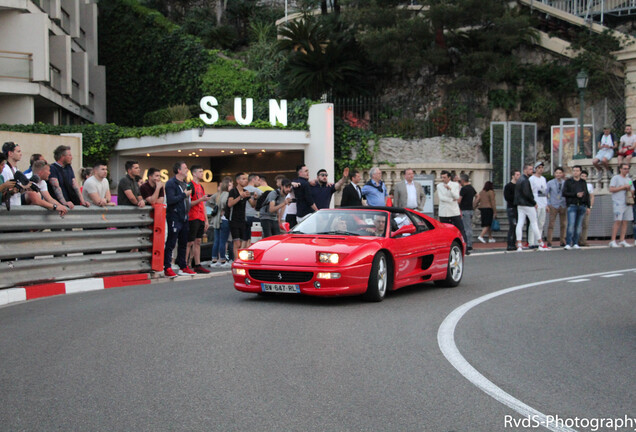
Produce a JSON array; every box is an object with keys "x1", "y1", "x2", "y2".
[{"x1": 315, "y1": 231, "x2": 361, "y2": 236}]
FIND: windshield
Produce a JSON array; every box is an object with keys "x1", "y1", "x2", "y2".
[{"x1": 291, "y1": 210, "x2": 388, "y2": 237}]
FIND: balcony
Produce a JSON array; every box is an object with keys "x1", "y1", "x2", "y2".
[
  {"x1": 532, "y1": 0, "x2": 636, "y2": 22},
  {"x1": 0, "y1": 50, "x2": 32, "y2": 81}
]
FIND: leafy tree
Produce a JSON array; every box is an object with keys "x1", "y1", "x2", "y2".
[{"x1": 277, "y1": 15, "x2": 371, "y2": 98}]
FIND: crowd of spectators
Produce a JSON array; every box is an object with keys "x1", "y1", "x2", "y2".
[{"x1": 2, "y1": 139, "x2": 634, "y2": 278}]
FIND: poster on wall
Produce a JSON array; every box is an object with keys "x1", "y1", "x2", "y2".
[
  {"x1": 414, "y1": 174, "x2": 435, "y2": 217},
  {"x1": 551, "y1": 124, "x2": 594, "y2": 173}
]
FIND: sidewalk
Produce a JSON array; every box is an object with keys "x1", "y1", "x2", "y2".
[{"x1": 468, "y1": 238, "x2": 630, "y2": 254}]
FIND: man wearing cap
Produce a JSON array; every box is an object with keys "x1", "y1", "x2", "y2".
[
  {"x1": 592, "y1": 127, "x2": 616, "y2": 176},
  {"x1": 529, "y1": 161, "x2": 549, "y2": 249}
]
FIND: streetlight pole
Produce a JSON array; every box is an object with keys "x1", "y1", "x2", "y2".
[{"x1": 576, "y1": 70, "x2": 589, "y2": 158}]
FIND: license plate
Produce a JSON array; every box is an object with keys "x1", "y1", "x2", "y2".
[{"x1": 261, "y1": 283, "x2": 300, "y2": 293}]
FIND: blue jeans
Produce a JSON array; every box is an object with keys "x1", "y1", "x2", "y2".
[
  {"x1": 461, "y1": 210, "x2": 473, "y2": 248},
  {"x1": 566, "y1": 205, "x2": 587, "y2": 246},
  {"x1": 211, "y1": 219, "x2": 230, "y2": 261},
  {"x1": 506, "y1": 207, "x2": 517, "y2": 248}
]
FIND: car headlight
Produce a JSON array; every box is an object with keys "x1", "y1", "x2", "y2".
[
  {"x1": 232, "y1": 268, "x2": 246, "y2": 276},
  {"x1": 238, "y1": 250, "x2": 254, "y2": 261},
  {"x1": 318, "y1": 252, "x2": 340, "y2": 264}
]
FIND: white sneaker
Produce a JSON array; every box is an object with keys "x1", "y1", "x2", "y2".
[
  {"x1": 210, "y1": 261, "x2": 218, "y2": 267},
  {"x1": 221, "y1": 261, "x2": 232, "y2": 268},
  {"x1": 516, "y1": 246, "x2": 524, "y2": 252},
  {"x1": 619, "y1": 240, "x2": 633, "y2": 247},
  {"x1": 564, "y1": 244, "x2": 572, "y2": 250},
  {"x1": 609, "y1": 240, "x2": 619, "y2": 248},
  {"x1": 488, "y1": 238, "x2": 496, "y2": 243},
  {"x1": 573, "y1": 244, "x2": 581, "y2": 249},
  {"x1": 478, "y1": 236, "x2": 486, "y2": 244},
  {"x1": 537, "y1": 243, "x2": 549, "y2": 251}
]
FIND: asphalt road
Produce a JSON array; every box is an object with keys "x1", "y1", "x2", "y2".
[{"x1": 1, "y1": 248, "x2": 634, "y2": 432}]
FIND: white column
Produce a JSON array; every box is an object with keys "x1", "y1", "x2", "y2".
[{"x1": 306, "y1": 103, "x2": 335, "y2": 182}]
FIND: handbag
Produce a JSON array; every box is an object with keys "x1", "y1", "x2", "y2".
[
  {"x1": 210, "y1": 202, "x2": 219, "y2": 217},
  {"x1": 491, "y1": 218, "x2": 501, "y2": 232}
]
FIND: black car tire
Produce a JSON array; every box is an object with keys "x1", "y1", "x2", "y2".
[
  {"x1": 364, "y1": 252, "x2": 389, "y2": 302},
  {"x1": 435, "y1": 241, "x2": 463, "y2": 288}
]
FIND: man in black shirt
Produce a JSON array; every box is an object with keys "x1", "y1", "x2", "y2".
[
  {"x1": 503, "y1": 170, "x2": 521, "y2": 251},
  {"x1": 562, "y1": 165, "x2": 590, "y2": 250},
  {"x1": 458, "y1": 174, "x2": 476, "y2": 253},
  {"x1": 293, "y1": 164, "x2": 318, "y2": 222},
  {"x1": 227, "y1": 172, "x2": 256, "y2": 261}
]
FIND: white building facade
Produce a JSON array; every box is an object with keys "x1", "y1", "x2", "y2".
[{"x1": 0, "y1": 0, "x2": 106, "y2": 125}]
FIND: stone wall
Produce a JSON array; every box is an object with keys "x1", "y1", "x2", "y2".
[{"x1": 373, "y1": 136, "x2": 487, "y2": 164}]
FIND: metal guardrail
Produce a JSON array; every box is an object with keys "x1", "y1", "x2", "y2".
[{"x1": 0, "y1": 206, "x2": 163, "y2": 289}]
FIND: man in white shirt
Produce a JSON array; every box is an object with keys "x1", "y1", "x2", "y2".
[
  {"x1": 393, "y1": 168, "x2": 426, "y2": 210},
  {"x1": 436, "y1": 170, "x2": 466, "y2": 240},
  {"x1": 528, "y1": 161, "x2": 548, "y2": 248},
  {"x1": 617, "y1": 124, "x2": 636, "y2": 166},
  {"x1": 608, "y1": 163, "x2": 634, "y2": 247},
  {"x1": 82, "y1": 161, "x2": 115, "y2": 207},
  {"x1": 592, "y1": 127, "x2": 616, "y2": 175}
]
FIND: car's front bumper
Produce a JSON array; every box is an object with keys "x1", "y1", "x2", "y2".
[{"x1": 232, "y1": 262, "x2": 371, "y2": 297}]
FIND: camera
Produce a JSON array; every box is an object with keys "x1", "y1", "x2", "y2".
[{"x1": 4, "y1": 171, "x2": 40, "y2": 210}]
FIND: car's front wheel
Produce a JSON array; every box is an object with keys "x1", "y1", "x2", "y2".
[
  {"x1": 364, "y1": 252, "x2": 390, "y2": 302},
  {"x1": 435, "y1": 241, "x2": 463, "y2": 287}
]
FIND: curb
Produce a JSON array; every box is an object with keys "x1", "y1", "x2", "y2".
[
  {"x1": 0, "y1": 270, "x2": 234, "y2": 308},
  {"x1": 0, "y1": 273, "x2": 151, "y2": 307}
]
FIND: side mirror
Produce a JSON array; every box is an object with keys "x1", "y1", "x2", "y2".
[{"x1": 391, "y1": 224, "x2": 416, "y2": 238}]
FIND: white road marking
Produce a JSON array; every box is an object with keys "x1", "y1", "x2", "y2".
[
  {"x1": 600, "y1": 274, "x2": 623, "y2": 278},
  {"x1": 438, "y1": 268, "x2": 636, "y2": 432},
  {"x1": 567, "y1": 279, "x2": 590, "y2": 283}
]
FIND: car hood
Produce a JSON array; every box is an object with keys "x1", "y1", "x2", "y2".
[{"x1": 250, "y1": 235, "x2": 377, "y2": 266}]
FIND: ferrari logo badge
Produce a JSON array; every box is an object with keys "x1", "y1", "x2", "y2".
[{"x1": 278, "y1": 273, "x2": 283, "y2": 280}]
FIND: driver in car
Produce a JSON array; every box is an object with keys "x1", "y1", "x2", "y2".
[{"x1": 363, "y1": 215, "x2": 386, "y2": 236}]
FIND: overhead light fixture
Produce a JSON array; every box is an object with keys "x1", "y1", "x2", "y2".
[
  {"x1": 230, "y1": 151, "x2": 234, "y2": 154},
  {"x1": 242, "y1": 148, "x2": 246, "y2": 151},
  {"x1": 261, "y1": 149, "x2": 266, "y2": 152},
  {"x1": 243, "y1": 152, "x2": 247, "y2": 155},
  {"x1": 199, "y1": 149, "x2": 203, "y2": 152},
  {"x1": 178, "y1": 149, "x2": 182, "y2": 153},
  {"x1": 146, "y1": 153, "x2": 150, "y2": 157},
  {"x1": 221, "y1": 150, "x2": 225, "y2": 153}
]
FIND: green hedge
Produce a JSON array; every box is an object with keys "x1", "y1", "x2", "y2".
[{"x1": 98, "y1": 0, "x2": 210, "y2": 126}]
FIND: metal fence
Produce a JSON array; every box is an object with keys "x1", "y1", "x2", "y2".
[
  {"x1": 532, "y1": 0, "x2": 636, "y2": 23},
  {"x1": 0, "y1": 206, "x2": 164, "y2": 289},
  {"x1": 329, "y1": 94, "x2": 477, "y2": 138}
]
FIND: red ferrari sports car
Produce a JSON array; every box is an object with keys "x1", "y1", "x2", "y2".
[{"x1": 232, "y1": 207, "x2": 465, "y2": 301}]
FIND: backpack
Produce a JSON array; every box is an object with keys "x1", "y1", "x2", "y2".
[{"x1": 255, "y1": 190, "x2": 279, "y2": 212}]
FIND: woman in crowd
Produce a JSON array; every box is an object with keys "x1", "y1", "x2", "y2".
[
  {"x1": 209, "y1": 176, "x2": 233, "y2": 267},
  {"x1": 476, "y1": 180, "x2": 497, "y2": 243}
]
